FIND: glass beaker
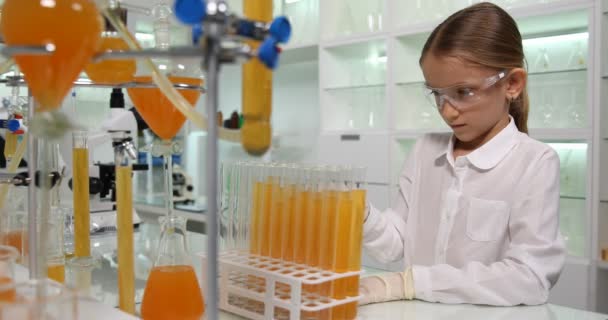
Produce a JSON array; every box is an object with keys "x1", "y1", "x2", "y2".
[
  {"x1": 0, "y1": 279, "x2": 78, "y2": 320},
  {"x1": 0, "y1": 245, "x2": 18, "y2": 302},
  {"x1": 141, "y1": 216, "x2": 204, "y2": 320},
  {"x1": 46, "y1": 209, "x2": 66, "y2": 284}
]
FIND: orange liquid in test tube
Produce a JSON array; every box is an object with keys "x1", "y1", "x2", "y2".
[
  {"x1": 331, "y1": 191, "x2": 355, "y2": 319},
  {"x1": 0, "y1": 277, "x2": 16, "y2": 302},
  {"x1": 0, "y1": 231, "x2": 26, "y2": 259},
  {"x1": 47, "y1": 263, "x2": 65, "y2": 283},
  {"x1": 292, "y1": 190, "x2": 310, "y2": 264},
  {"x1": 269, "y1": 182, "x2": 284, "y2": 260},
  {"x1": 141, "y1": 265, "x2": 205, "y2": 320},
  {"x1": 344, "y1": 189, "x2": 366, "y2": 319},
  {"x1": 249, "y1": 182, "x2": 263, "y2": 255},
  {"x1": 281, "y1": 185, "x2": 296, "y2": 262},
  {"x1": 259, "y1": 179, "x2": 274, "y2": 257}
]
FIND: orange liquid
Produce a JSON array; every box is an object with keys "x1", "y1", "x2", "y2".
[
  {"x1": 292, "y1": 190, "x2": 310, "y2": 264},
  {"x1": 344, "y1": 189, "x2": 366, "y2": 320},
  {"x1": 0, "y1": 277, "x2": 16, "y2": 303},
  {"x1": 269, "y1": 182, "x2": 283, "y2": 259},
  {"x1": 73, "y1": 148, "x2": 91, "y2": 258},
  {"x1": 259, "y1": 180, "x2": 273, "y2": 257},
  {"x1": 1, "y1": 0, "x2": 103, "y2": 111},
  {"x1": 281, "y1": 186, "x2": 296, "y2": 261},
  {"x1": 85, "y1": 36, "x2": 136, "y2": 84},
  {"x1": 0, "y1": 231, "x2": 26, "y2": 260},
  {"x1": 305, "y1": 192, "x2": 323, "y2": 268},
  {"x1": 141, "y1": 265, "x2": 205, "y2": 320},
  {"x1": 331, "y1": 191, "x2": 355, "y2": 319},
  {"x1": 47, "y1": 264, "x2": 65, "y2": 283},
  {"x1": 249, "y1": 182, "x2": 263, "y2": 255},
  {"x1": 127, "y1": 76, "x2": 203, "y2": 140}
]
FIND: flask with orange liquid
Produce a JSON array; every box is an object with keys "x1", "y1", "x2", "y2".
[
  {"x1": 0, "y1": 245, "x2": 18, "y2": 302},
  {"x1": 85, "y1": 8, "x2": 136, "y2": 85},
  {"x1": 141, "y1": 216, "x2": 205, "y2": 320}
]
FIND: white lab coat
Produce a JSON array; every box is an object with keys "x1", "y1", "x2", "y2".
[{"x1": 363, "y1": 118, "x2": 566, "y2": 306}]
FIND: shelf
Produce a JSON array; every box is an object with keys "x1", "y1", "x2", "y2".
[
  {"x1": 324, "y1": 83, "x2": 385, "y2": 92},
  {"x1": 529, "y1": 128, "x2": 591, "y2": 140},
  {"x1": 529, "y1": 68, "x2": 587, "y2": 77},
  {"x1": 321, "y1": 32, "x2": 388, "y2": 49},
  {"x1": 320, "y1": 129, "x2": 390, "y2": 136},
  {"x1": 393, "y1": 128, "x2": 450, "y2": 139},
  {"x1": 280, "y1": 43, "x2": 319, "y2": 65}
]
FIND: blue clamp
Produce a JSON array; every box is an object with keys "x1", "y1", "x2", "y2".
[
  {"x1": 269, "y1": 16, "x2": 291, "y2": 43},
  {"x1": 258, "y1": 38, "x2": 280, "y2": 70},
  {"x1": 174, "y1": 0, "x2": 206, "y2": 25},
  {"x1": 7, "y1": 119, "x2": 21, "y2": 133},
  {"x1": 192, "y1": 23, "x2": 203, "y2": 45}
]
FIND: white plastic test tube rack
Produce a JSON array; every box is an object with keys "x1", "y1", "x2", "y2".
[{"x1": 200, "y1": 250, "x2": 362, "y2": 320}]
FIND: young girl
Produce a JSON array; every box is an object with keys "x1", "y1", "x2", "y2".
[{"x1": 360, "y1": 2, "x2": 565, "y2": 306}]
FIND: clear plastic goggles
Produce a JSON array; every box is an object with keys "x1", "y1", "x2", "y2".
[{"x1": 423, "y1": 70, "x2": 507, "y2": 110}]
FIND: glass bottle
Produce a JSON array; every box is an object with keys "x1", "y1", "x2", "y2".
[{"x1": 141, "y1": 216, "x2": 205, "y2": 320}]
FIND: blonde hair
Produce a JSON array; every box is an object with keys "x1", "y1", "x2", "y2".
[{"x1": 419, "y1": 2, "x2": 529, "y2": 134}]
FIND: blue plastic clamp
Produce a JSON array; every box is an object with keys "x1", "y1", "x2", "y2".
[
  {"x1": 174, "y1": 0, "x2": 206, "y2": 25},
  {"x1": 269, "y1": 16, "x2": 291, "y2": 43}
]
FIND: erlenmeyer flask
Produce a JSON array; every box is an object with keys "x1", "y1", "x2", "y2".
[{"x1": 141, "y1": 216, "x2": 205, "y2": 320}]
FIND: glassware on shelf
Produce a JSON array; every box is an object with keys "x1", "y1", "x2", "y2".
[
  {"x1": 566, "y1": 41, "x2": 587, "y2": 69},
  {"x1": 564, "y1": 87, "x2": 585, "y2": 127},
  {"x1": 141, "y1": 216, "x2": 205, "y2": 320},
  {"x1": 533, "y1": 47, "x2": 551, "y2": 72}
]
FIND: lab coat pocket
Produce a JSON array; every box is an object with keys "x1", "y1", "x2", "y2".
[{"x1": 466, "y1": 197, "x2": 510, "y2": 242}]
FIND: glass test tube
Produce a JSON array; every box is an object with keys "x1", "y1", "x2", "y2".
[
  {"x1": 258, "y1": 164, "x2": 274, "y2": 258},
  {"x1": 269, "y1": 164, "x2": 287, "y2": 260},
  {"x1": 343, "y1": 166, "x2": 367, "y2": 320},
  {"x1": 279, "y1": 164, "x2": 297, "y2": 262},
  {"x1": 292, "y1": 166, "x2": 311, "y2": 265},
  {"x1": 46, "y1": 208, "x2": 66, "y2": 284},
  {"x1": 236, "y1": 162, "x2": 252, "y2": 251},
  {"x1": 72, "y1": 131, "x2": 91, "y2": 258},
  {"x1": 249, "y1": 163, "x2": 266, "y2": 256},
  {"x1": 116, "y1": 145, "x2": 135, "y2": 314}
]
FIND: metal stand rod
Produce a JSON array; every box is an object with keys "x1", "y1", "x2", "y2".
[
  {"x1": 204, "y1": 36, "x2": 221, "y2": 320},
  {"x1": 26, "y1": 89, "x2": 38, "y2": 278}
]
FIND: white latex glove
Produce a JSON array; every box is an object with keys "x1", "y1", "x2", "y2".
[{"x1": 359, "y1": 267, "x2": 415, "y2": 305}]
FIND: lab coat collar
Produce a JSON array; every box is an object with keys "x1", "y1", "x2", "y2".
[{"x1": 438, "y1": 116, "x2": 518, "y2": 170}]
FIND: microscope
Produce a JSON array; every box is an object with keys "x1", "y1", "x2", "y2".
[{"x1": 60, "y1": 88, "x2": 147, "y2": 233}]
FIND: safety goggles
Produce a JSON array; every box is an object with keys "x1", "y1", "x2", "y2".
[{"x1": 423, "y1": 70, "x2": 507, "y2": 111}]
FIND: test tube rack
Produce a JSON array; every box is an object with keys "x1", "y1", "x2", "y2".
[{"x1": 201, "y1": 250, "x2": 362, "y2": 320}]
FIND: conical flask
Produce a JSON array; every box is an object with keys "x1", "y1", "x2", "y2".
[{"x1": 141, "y1": 216, "x2": 205, "y2": 320}]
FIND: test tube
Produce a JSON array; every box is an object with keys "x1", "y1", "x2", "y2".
[
  {"x1": 235, "y1": 161, "x2": 252, "y2": 252},
  {"x1": 258, "y1": 163, "x2": 275, "y2": 258},
  {"x1": 46, "y1": 208, "x2": 66, "y2": 284},
  {"x1": 343, "y1": 166, "x2": 367, "y2": 320},
  {"x1": 269, "y1": 164, "x2": 288, "y2": 261},
  {"x1": 72, "y1": 131, "x2": 91, "y2": 258},
  {"x1": 115, "y1": 139, "x2": 135, "y2": 314},
  {"x1": 219, "y1": 162, "x2": 234, "y2": 250},
  {"x1": 279, "y1": 164, "x2": 297, "y2": 262},
  {"x1": 248, "y1": 163, "x2": 266, "y2": 256},
  {"x1": 292, "y1": 166, "x2": 311, "y2": 265},
  {"x1": 304, "y1": 166, "x2": 325, "y2": 270}
]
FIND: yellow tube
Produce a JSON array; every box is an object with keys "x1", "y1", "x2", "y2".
[
  {"x1": 0, "y1": 133, "x2": 27, "y2": 210},
  {"x1": 4, "y1": 132, "x2": 17, "y2": 161},
  {"x1": 100, "y1": 7, "x2": 240, "y2": 143},
  {"x1": 116, "y1": 165, "x2": 135, "y2": 314},
  {"x1": 72, "y1": 146, "x2": 90, "y2": 258},
  {"x1": 242, "y1": 1, "x2": 273, "y2": 156}
]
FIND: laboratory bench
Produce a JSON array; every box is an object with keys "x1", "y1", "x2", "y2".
[{"x1": 19, "y1": 219, "x2": 605, "y2": 320}]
